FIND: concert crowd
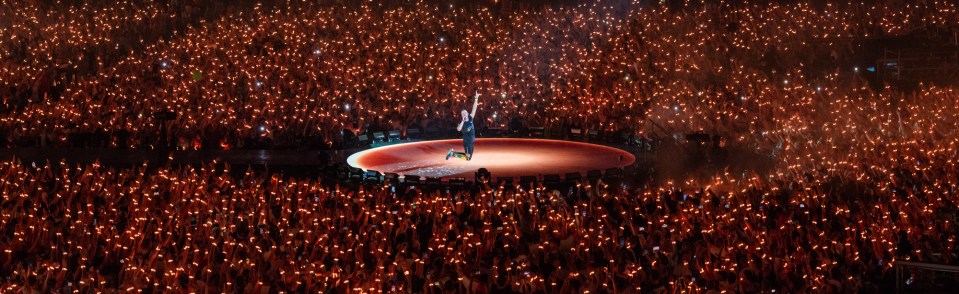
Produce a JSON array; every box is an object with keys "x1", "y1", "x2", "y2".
[{"x1": 1, "y1": 0, "x2": 958, "y2": 293}]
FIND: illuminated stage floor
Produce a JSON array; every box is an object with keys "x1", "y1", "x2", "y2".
[{"x1": 347, "y1": 138, "x2": 636, "y2": 180}]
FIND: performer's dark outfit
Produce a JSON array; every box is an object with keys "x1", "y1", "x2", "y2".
[{"x1": 447, "y1": 115, "x2": 475, "y2": 160}]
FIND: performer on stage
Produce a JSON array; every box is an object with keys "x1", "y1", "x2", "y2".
[{"x1": 447, "y1": 91, "x2": 480, "y2": 161}]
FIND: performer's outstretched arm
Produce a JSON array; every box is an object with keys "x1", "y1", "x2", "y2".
[{"x1": 470, "y1": 91, "x2": 479, "y2": 118}]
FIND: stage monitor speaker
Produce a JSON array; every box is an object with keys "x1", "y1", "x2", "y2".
[
  {"x1": 449, "y1": 177, "x2": 466, "y2": 187},
  {"x1": 349, "y1": 167, "x2": 364, "y2": 181},
  {"x1": 384, "y1": 172, "x2": 399, "y2": 184},
  {"x1": 407, "y1": 128, "x2": 421, "y2": 139},
  {"x1": 529, "y1": 126, "x2": 545, "y2": 137},
  {"x1": 388, "y1": 130, "x2": 401, "y2": 142},
  {"x1": 357, "y1": 134, "x2": 369, "y2": 146},
  {"x1": 363, "y1": 170, "x2": 382, "y2": 183},
  {"x1": 405, "y1": 175, "x2": 421, "y2": 185}
]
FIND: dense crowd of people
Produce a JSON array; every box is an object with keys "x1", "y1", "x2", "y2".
[
  {"x1": 0, "y1": 146, "x2": 956, "y2": 293},
  {"x1": 2, "y1": 0, "x2": 959, "y2": 292},
  {"x1": 2, "y1": 0, "x2": 957, "y2": 149}
]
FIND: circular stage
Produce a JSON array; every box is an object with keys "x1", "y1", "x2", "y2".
[{"x1": 347, "y1": 138, "x2": 635, "y2": 180}]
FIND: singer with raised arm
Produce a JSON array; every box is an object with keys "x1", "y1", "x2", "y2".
[{"x1": 447, "y1": 91, "x2": 480, "y2": 161}]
